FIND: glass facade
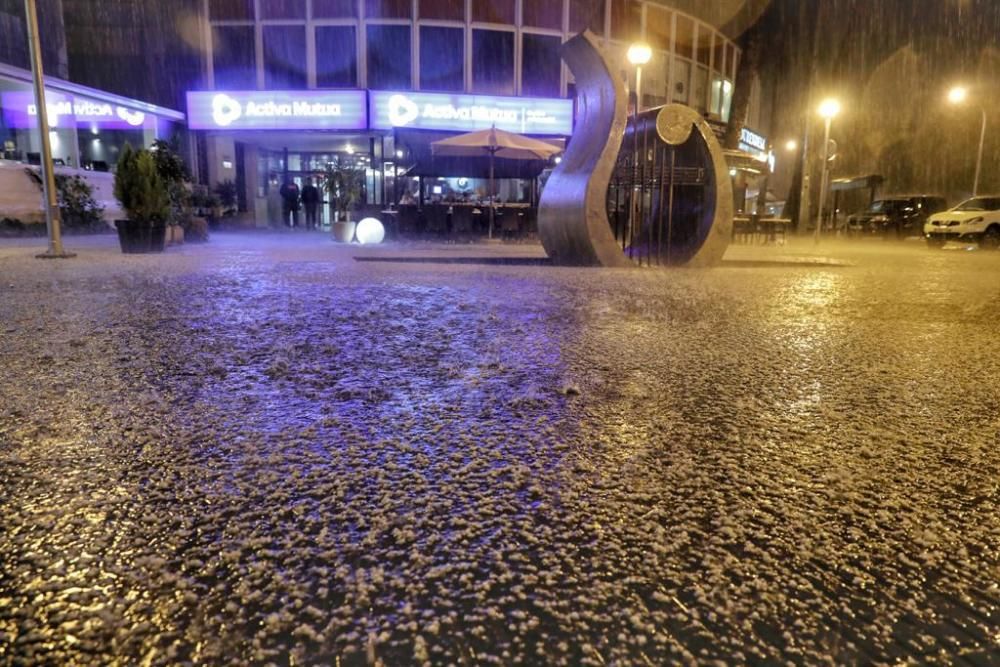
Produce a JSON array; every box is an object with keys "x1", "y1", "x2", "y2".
[
  {"x1": 205, "y1": 0, "x2": 738, "y2": 117},
  {"x1": 420, "y1": 26, "x2": 464, "y2": 92},
  {"x1": 0, "y1": 72, "x2": 184, "y2": 170}
]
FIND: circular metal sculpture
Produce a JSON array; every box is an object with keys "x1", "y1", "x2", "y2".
[{"x1": 538, "y1": 31, "x2": 732, "y2": 267}]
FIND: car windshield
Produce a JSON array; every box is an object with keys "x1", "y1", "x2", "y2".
[
  {"x1": 868, "y1": 199, "x2": 914, "y2": 214},
  {"x1": 954, "y1": 197, "x2": 1000, "y2": 211}
]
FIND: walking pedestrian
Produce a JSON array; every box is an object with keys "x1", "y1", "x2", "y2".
[
  {"x1": 301, "y1": 178, "x2": 320, "y2": 230},
  {"x1": 279, "y1": 179, "x2": 301, "y2": 228}
]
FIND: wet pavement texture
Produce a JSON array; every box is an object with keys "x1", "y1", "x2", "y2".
[{"x1": 1, "y1": 233, "x2": 999, "y2": 665}]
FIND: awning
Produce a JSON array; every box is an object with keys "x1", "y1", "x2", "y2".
[{"x1": 394, "y1": 129, "x2": 563, "y2": 179}]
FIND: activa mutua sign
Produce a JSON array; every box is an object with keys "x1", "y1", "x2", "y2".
[
  {"x1": 1, "y1": 90, "x2": 148, "y2": 129},
  {"x1": 369, "y1": 91, "x2": 573, "y2": 135},
  {"x1": 186, "y1": 89, "x2": 574, "y2": 135},
  {"x1": 186, "y1": 90, "x2": 368, "y2": 130}
]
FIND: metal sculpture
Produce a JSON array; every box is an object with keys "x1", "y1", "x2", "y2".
[{"x1": 538, "y1": 31, "x2": 733, "y2": 267}]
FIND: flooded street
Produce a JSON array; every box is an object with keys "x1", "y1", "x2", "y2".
[{"x1": 1, "y1": 234, "x2": 998, "y2": 665}]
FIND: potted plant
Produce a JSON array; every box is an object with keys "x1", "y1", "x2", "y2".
[
  {"x1": 151, "y1": 139, "x2": 194, "y2": 245},
  {"x1": 113, "y1": 143, "x2": 170, "y2": 253},
  {"x1": 325, "y1": 166, "x2": 364, "y2": 243}
]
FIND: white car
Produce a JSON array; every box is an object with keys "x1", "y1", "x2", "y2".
[{"x1": 924, "y1": 196, "x2": 1000, "y2": 249}]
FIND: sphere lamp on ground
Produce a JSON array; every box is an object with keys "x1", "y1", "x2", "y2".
[{"x1": 356, "y1": 217, "x2": 385, "y2": 245}]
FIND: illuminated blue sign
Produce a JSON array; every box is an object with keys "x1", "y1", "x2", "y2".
[
  {"x1": 186, "y1": 90, "x2": 368, "y2": 130},
  {"x1": 2, "y1": 90, "x2": 150, "y2": 129},
  {"x1": 369, "y1": 91, "x2": 573, "y2": 135}
]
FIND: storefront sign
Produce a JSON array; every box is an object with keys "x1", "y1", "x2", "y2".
[
  {"x1": 1, "y1": 90, "x2": 148, "y2": 129},
  {"x1": 186, "y1": 90, "x2": 368, "y2": 130},
  {"x1": 739, "y1": 127, "x2": 767, "y2": 152},
  {"x1": 370, "y1": 91, "x2": 573, "y2": 135}
]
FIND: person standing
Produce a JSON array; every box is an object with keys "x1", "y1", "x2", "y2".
[
  {"x1": 279, "y1": 179, "x2": 301, "y2": 228},
  {"x1": 301, "y1": 178, "x2": 320, "y2": 230}
]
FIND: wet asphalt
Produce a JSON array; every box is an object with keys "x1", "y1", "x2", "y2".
[{"x1": 1, "y1": 233, "x2": 998, "y2": 665}]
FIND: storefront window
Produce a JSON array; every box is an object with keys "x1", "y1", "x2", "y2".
[
  {"x1": 472, "y1": 0, "x2": 514, "y2": 25},
  {"x1": 263, "y1": 25, "x2": 307, "y2": 89},
  {"x1": 711, "y1": 78, "x2": 733, "y2": 122},
  {"x1": 569, "y1": 0, "x2": 605, "y2": 34},
  {"x1": 609, "y1": 0, "x2": 640, "y2": 41},
  {"x1": 365, "y1": 0, "x2": 411, "y2": 19},
  {"x1": 419, "y1": 0, "x2": 464, "y2": 21},
  {"x1": 691, "y1": 65, "x2": 708, "y2": 111},
  {"x1": 472, "y1": 29, "x2": 514, "y2": 95},
  {"x1": 420, "y1": 27, "x2": 463, "y2": 92},
  {"x1": 367, "y1": 25, "x2": 412, "y2": 89},
  {"x1": 312, "y1": 0, "x2": 358, "y2": 18},
  {"x1": 695, "y1": 25, "x2": 712, "y2": 66},
  {"x1": 521, "y1": 34, "x2": 561, "y2": 97},
  {"x1": 671, "y1": 58, "x2": 690, "y2": 103},
  {"x1": 523, "y1": 2, "x2": 562, "y2": 30},
  {"x1": 674, "y1": 15, "x2": 695, "y2": 61},
  {"x1": 316, "y1": 26, "x2": 358, "y2": 88},
  {"x1": 646, "y1": 6, "x2": 671, "y2": 51},
  {"x1": 209, "y1": 0, "x2": 255, "y2": 21},
  {"x1": 213, "y1": 25, "x2": 257, "y2": 89},
  {"x1": 261, "y1": 0, "x2": 306, "y2": 19}
]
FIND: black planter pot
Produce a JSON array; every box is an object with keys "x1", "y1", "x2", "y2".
[{"x1": 115, "y1": 219, "x2": 167, "y2": 254}]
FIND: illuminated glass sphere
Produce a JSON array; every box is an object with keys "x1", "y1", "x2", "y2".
[{"x1": 356, "y1": 217, "x2": 385, "y2": 244}]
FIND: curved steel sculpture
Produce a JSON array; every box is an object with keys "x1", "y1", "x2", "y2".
[
  {"x1": 538, "y1": 31, "x2": 733, "y2": 267},
  {"x1": 537, "y1": 31, "x2": 632, "y2": 267}
]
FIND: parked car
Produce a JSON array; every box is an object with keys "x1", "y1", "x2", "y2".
[
  {"x1": 924, "y1": 196, "x2": 1000, "y2": 249},
  {"x1": 847, "y1": 195, "x2": 948, "y2": 238}
]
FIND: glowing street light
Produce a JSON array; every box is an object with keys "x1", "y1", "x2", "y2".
[
  {"x1": 626, "y1": 43, "x2": 652, "y2": 111},
  {"x1": 814, "y1": 98, "x2": 841, "y2": 243},
  {"x1": 948, "y1": 85, "x2": 986, "y2": 196},
  {"x1": 818, "y1": 98, "x2": 841, "y2": 120},
  {"x1": 785, "y1": 139, "x2": 798, "y2": 152}
]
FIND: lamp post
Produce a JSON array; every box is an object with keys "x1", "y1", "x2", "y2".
[
  {"x1": 24, "y1": 0, "x2": 73, "y2": 259},
  {"x1": 948, "y1": 85, "x2": 986, "y2": 196},
  {"x1": 814, "y1": 97, "x2": 840, "y2": 243},
  {"x1": 626, "y1": 43, "x2": 651, "y2": 257}
]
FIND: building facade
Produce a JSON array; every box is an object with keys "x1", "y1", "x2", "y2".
[{"x1": 195, "y1": 0, "x2": 742, "y2": 225}]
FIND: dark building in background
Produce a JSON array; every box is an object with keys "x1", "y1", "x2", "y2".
[
  {"x1": 0, "y1": 0, "x2": 68, "y2": 78},
  {"x1": 61, "y1": 0, "x2": 204, "y2": 110}
]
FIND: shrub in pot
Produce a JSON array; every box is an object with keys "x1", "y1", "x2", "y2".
[
  {"x1": 113, "y1": 143, "x2": 170, "y2": 253},
  {"x1": 325, "y1": 166, "x2": 364, "y2": 243},
  {"x1": 151, "y1": 139, "x2": 193, "y2": 245}
]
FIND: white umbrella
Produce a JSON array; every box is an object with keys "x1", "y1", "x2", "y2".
[{"x1": 431, "y1": 126, "x2": 562, "y2": 238}]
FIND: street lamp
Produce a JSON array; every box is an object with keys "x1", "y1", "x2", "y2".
[
  {"x1": 625, "y1": 43, "x2": 651, "y2": 260},
  {"x1": 947, "y1": 85, "x2": 986, "y2": 196},
  {"x1": 814, "y1": 97, "x2": 841, "y2": 243},
  {"x1": 626, "y1": 43, "x2": 652, "y2": 112},
  {"x1": 785, "y1": 139, "x2": 798, "y2": 152}
]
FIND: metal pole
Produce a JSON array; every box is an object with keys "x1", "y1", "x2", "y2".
[
  {"x1": 814, "y1": 116, "x2": 832, "y2": 244},
  {"x1": 627, "y1": 65, "x2": 641, "y2": 258},
  {"x1": 488, "y1": 149, "x2": 495, "y2": 239},
  {"x1": 25, "y1": 0, "x2": 73, "y2": 259},
  {"x1": 797, "y1": 118, "x2": 810, "y2": 235},
  {"x1": 973, "y1": 107, "x2": 986, "y2": 196}
]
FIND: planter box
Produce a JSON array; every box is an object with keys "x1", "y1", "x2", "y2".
[
  {"x1": 115, "y1": 219, "x2": 167, "y2": 254},
  {"x1": 332, "y1": 220, "x2": 356, "y2": 243}
]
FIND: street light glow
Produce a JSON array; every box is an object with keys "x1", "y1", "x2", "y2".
[
  {"x1": 948, "y1": 85, "x2": 968, "y2": 104},
  {"x1": 627, "y1": 43, "x2": 652, "y2": 66},
  {"x1": 818, "y1": 98, "x2": 841, "y2": 119},
  {"x1": 785, "y1": 139, "x2": 797, "y2": 152}
]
